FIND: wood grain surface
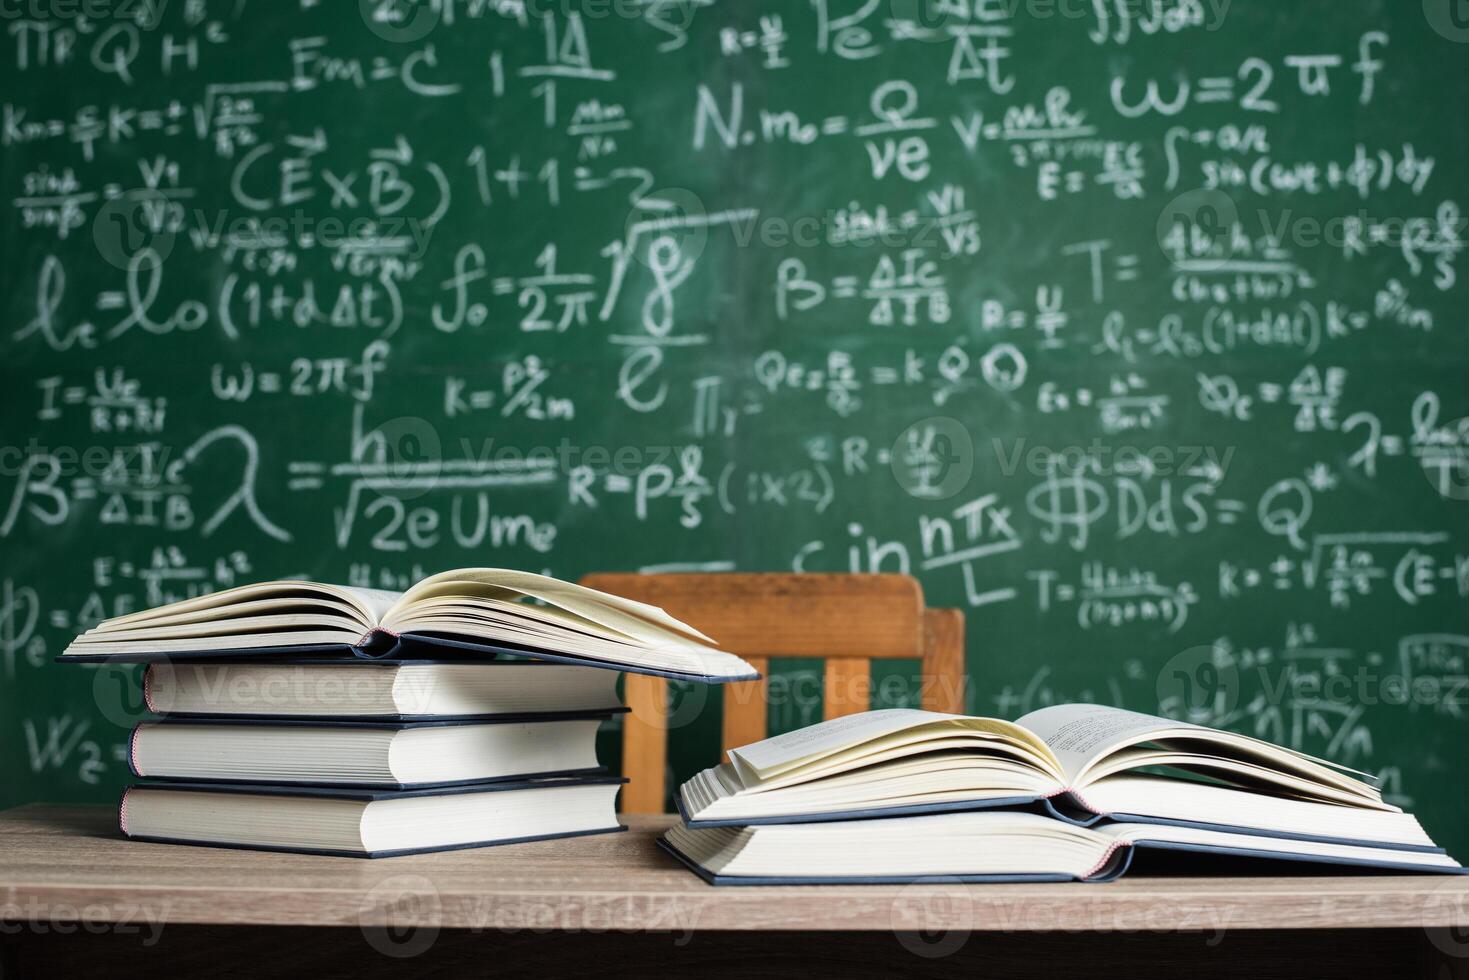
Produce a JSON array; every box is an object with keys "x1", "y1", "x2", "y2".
[{"x1": 2, "y1": 806, "x2": 1467, "y2": 933}]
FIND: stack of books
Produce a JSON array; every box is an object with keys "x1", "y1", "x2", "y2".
[
  {"x1": 62, "y1": 568, "x2": 758, "y2": 857},
  {"x1": 661, "y1": 704, "x2": 1464, "y2": 882}
]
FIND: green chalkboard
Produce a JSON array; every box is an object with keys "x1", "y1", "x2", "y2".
[{"x1": 3, "y1": 1, "x2": 1468, "y2": 856}]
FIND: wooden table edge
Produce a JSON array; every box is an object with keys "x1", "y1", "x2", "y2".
[{"x1": 2, "y1": 804, "x2": 1466, "y2": 933}]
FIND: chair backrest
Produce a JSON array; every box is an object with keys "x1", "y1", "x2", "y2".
[{"x1": 578, "y1": 573, "x2": 967, "y2": 813}]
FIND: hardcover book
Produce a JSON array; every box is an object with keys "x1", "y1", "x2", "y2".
[
  {"x1": 141, "y1": 659, "x2": 623, "y2": 720},
  {"x1": 660, "y1": 810, "x2": 1463, "y2": 885},
  {"x1": 121, "y1": 777, "x2": 626, "y2": 857},
  {"x1": 128, "y1": 714, "x2": 618, "y2": 788},
  {"x1": 60, "y1": 568, "x2": 759, "y2": 683},
  {"x1": 677, "y1": 704, "x2": 1440, "y2": 853}
]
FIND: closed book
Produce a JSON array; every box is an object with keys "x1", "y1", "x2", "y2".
[
  {"x1": 121, "y1": 777, "x2": 625, "y2": 857},
  {"x1": 128, "y1": 714, "x2": 615, "y2": 788},
  {"x1": 142, "y1": 659, "x2": 622, "y2": 720}
]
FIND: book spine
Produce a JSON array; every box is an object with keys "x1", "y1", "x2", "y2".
[
  {"x1": 355, "y1": 628, "x2": 403, "y2": 659},
  {"x1": 141, "y1": 664, "x2": 156, "y2": 714},
  {"x1": 1082, "y1": 839, "x2": 1132, "y2": 881},
  {"x1": 118, "y1": 787, "x2": 132, "y2": 836},
  {"x1": 1062, "y1": 786, "x2": 1100, "y2": 812},
  {"x1": 1041, "y1": 789, "x2": 1105, "y2": 827},
  {"x1": 127, "y1": 725, "x2": 144, "y2": 778}
]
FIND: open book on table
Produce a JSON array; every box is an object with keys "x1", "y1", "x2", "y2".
[
  {"x1": 660, "y1": 810, "x2": 1463, "y2": 886},
  {"x1": 60, "y1": 568, "x2": 759, "y2": 683},
  {"x1": 677, "y1": 704, "x2": 1441, "y2": 852}
]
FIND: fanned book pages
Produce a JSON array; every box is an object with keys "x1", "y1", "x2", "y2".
[
  {"x1": 660, "y1": 811, "x2": 1464, "y2": 886},
  {"x1": 127, "y1": 715, "x2": 615, "y2": 788},
  {"x1": 677, "y1": 703, "x2": 1444, "y2": 853},
  {"x1": 60, "y1": 568, "x2": 759, "y2": 682},
  {"x1": 120, "y1": 777, "x2": 626, "y2": 858}
]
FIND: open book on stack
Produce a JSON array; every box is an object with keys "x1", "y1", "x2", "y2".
[
  {"x1": 61, "y1": 568, "x2": 759, "y2": 683},
  {"x1": 662, "y1": 704, "x2": 1463, "y2": 883},
  {"x1": 59, "y1": 569, "x2": 753, "y2": 857}
]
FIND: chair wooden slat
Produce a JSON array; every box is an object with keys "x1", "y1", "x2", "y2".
[
  {"x1": 920, "y1": 608, "x2": 967, "y2": 714},
  {"x1": 822, "y1": 657, "x2": 870, "y2": 720},
  {"x1": 720, "y1": 658, "x2": 768, "y2": 761},
  {"x1": 619, "y1": 672, "x2": 669, "y2": 813}
]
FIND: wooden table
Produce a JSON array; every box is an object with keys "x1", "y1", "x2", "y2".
[{"x1": 2, "y1": 805, "x2": 1467, "y2": 978}]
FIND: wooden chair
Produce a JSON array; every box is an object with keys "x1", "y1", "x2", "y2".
[{"x1": 577, "y1": 573, "x2": 967, "y2": 814}]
